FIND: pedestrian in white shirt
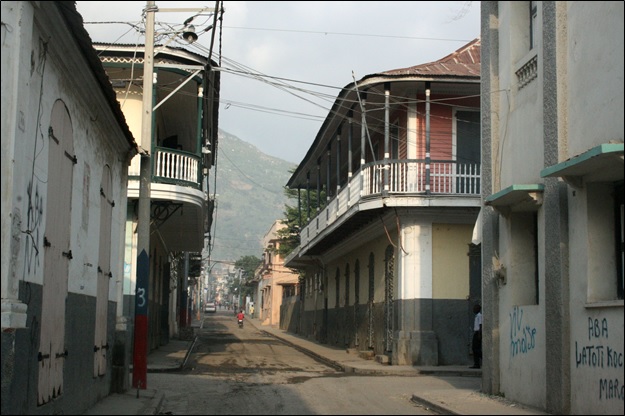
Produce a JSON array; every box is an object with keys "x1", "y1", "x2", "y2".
[{"x1": 470, "y1": 304, "x2": 482, "y2": 369}]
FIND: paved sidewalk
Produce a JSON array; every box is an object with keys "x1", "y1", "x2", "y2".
[
  {"x1": 86, "y1": 316, "x2": 549, "y2": 415},
  {"x1": 248, "y1": 318, "x2": 548, "y2": 415}
]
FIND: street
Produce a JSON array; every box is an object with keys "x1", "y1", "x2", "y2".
[{"x1": 148, "y1": 310, "x2": 439, "y2": 415}]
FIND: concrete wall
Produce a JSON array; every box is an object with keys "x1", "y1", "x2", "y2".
[
  {"x1": 1, "y1": 2, "x2": 133, "y2": 414},
  {"x1": 293, "y1": 211, "x2": 477, "y2": 365},
  {"x1": 481, "y1": 2, "x2": 624, "y2": 414},
  {"x1": 564, "y1": 2, "x2": 624, "y2": 414}
]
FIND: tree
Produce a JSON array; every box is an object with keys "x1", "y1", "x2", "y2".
[
  {"x1": 232, "y1": 255, "x2": 261, "y2": 302},
  {"x1": 275, "y1": 169, "x2": 326, "y2": 257},
  {"x1": 235, "y1": 255, "x2": 261, "y2": 278}
]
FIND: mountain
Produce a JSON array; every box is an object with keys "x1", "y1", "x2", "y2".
[{"x1": 207, "y1": 129, "x2": 297, "y2": 263}]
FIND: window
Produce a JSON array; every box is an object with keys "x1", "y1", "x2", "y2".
[
  {"x1": 530, "y1": 1, "x2": 538, "y2": 50},
  {"x1": 586, "y1": 182, "x2": 624, "y2": 302},
  {"x1": 511, "y1": 1, "x2": 539, "y2": 88},
  {"x1": 540, "y1": 144, "x2": 624, "y2": 302},
  {"x1": 508, "y1": 212, "x2": 539, "y2": 305}
]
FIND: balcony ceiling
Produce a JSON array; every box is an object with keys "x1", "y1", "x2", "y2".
[
  {"x1": 153, "y1": 201, "x2": 205, "y2": 252},
  {"x1": 300, "y1": 208, "x2": 383, "y2": 256},
  {"x1": 128, "y1": 183, "x2": 206, "y2": 252}
]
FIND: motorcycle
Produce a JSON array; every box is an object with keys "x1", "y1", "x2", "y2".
[{"x1": 238, "y1": 319, "x2": 244, "y2": 329}]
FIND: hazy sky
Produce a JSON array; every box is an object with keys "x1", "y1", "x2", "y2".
[{"x1": 76, "y1": 1, "x2": 481, "y2": 164}]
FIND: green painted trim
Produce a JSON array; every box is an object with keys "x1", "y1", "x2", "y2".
[
  {"x1": 540, "y1": 143, "x2": 624, "y2": 178},
  {"x1": 485, "y1": 184, "x2": 544, "y2": 204}
]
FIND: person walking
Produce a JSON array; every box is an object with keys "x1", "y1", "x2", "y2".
[{"x1": 470, "y1": 304, "x2": 482, "y2": 368}]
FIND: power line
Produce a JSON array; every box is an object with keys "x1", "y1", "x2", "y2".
[{"x1": 222, "y1": 26, "x2": 473, "y2": 43}]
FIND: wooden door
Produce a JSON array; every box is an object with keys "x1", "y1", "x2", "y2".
[
  {"x1": 39, "y1": 100, "x2": 74, "y2": 404},
  {"x1": 94, "y1": 166, "x2": 113, "y2": 376}
]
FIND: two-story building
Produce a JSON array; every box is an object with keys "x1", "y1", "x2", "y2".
[
  {"x1": 1, "y1": 2, "x2": 137, "y2": 414},
  {"x1": 284, "y1": 39, "x2": 482, "y2": 366},
  {"x1": 93, "y1": 39, "x2": 220, "y2": 390},
  {"x1": 480, "y1": 2, "x2": 623, "y2": 414}
]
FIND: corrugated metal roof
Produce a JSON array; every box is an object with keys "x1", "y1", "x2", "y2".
[
  {"x1": 57, "y1": 1, "x2": 137, "y2": 152},
  {"x1": 381, "y1": 38, "x2": 480, "y2": 78}
]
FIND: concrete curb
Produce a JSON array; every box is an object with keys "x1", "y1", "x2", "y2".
[
  {"x1": 140, "y1": 391, "x2": 166, "y2": 415},
  {"x1": 181, "y1": 335, "x2": 198, "y2": 370},
  {"x1": 259, "y1": 329, "x2": 345, "y2": 372},
  {"x1": 411, "y1": 394, "x2": 459, "y2": 415}
]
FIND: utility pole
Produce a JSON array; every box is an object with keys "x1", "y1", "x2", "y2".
[
  {"x1": 238, "y1": 268, "x2": 243, "y2": 310},
  {"x1": 131, "y1": 0, "x2": 219, "y2": 390},
  {"x1": 132, "y1": 0, "x2": 155, "y2": 391}
]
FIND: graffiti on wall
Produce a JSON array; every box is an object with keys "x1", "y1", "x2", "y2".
[
  {"x1": 24, "y1": 179, "x2": 44, "y2": 276},
  {"x1": 575, "y1": 317, "x2": 624, "y2": 401},
  {"x1": 509, "y1": 306, "x2": 537, "y2": 358}
]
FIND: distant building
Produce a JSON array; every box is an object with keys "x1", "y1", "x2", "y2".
[
  {"x1": 254, "y1": 220, "x2": 300, "y2": 327},
  {"x1": 480, "y1": 2, "x2": 623, "y2": 414}
]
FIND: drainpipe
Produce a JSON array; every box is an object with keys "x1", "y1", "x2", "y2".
[{"x1": 425, "y1": 82, "x2": 431, "y2": 195}]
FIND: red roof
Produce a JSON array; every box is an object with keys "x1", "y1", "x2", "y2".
[{"x1": 381, "y1": 38, "x2": 480, "y2": 78}]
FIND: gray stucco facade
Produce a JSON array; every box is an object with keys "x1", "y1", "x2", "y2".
[{"x1": 480, "y1": 2, "x2": 623, "y2": 414}]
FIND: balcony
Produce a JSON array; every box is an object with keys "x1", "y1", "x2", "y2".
[
  {"x1": 129, "y1": 146, "x2": 202, "y2": 188},
  {"x1": 127, "y1": 146, "x2": 207, "y2": 251},
  {"x1": 300, "y1": 159, "x2": 480, "y2": 249}
]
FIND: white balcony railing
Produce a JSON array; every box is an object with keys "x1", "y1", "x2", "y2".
[
  {"x1": 128, "y1": 147, "x2": 202, "y2": 188},
  {"x1": 300, "y1": 159, "x2": 480, "y2": 247}
]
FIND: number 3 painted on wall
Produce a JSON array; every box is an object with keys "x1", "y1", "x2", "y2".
[{"x1": 137, "y1": 287, "x2": 146, "y2": 308}]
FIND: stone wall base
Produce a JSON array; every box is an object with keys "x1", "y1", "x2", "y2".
[{"x1": 392, "y1": 330, "x2": 439, "y2": 365}]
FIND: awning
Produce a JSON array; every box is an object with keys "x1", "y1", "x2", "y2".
[
  {"x1": 541, "y1": 143, "x2": 624, "y2": 187},
  {"x1": 485, "y1": 184, "x2": 544, "y2": 215}
]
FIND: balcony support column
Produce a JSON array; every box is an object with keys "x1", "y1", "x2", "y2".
[
  {"x1": 316, "y1": 160, "x2": 321, "y2": 212},
  {"x1": 306, "y1": 172, "x2": 311, "y2": 221},
  {"x1": 360, "y1": 93, "x2": 367, "y2": 197},
  {"x1": 347, "y1": 111, "x2": 353, "y2": 205},
  {"x1": 297, "y1": 185, "x2": 302, "y2": 229},
  {"x1": 326, "y1": 144, "x2": 331, "y2": 202},
  {"x1": 336, "y1": 127, "x2": 341, "y2": 194},
  {"x1": 196, "y1": 85, "x2": 203, "y2": 153},
  {"x1": 425, "y1": 82, "x2": 431, "y2": 195},
  {"x1": 384, "y1": 83, "x2": 390, "y2": 192}
]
